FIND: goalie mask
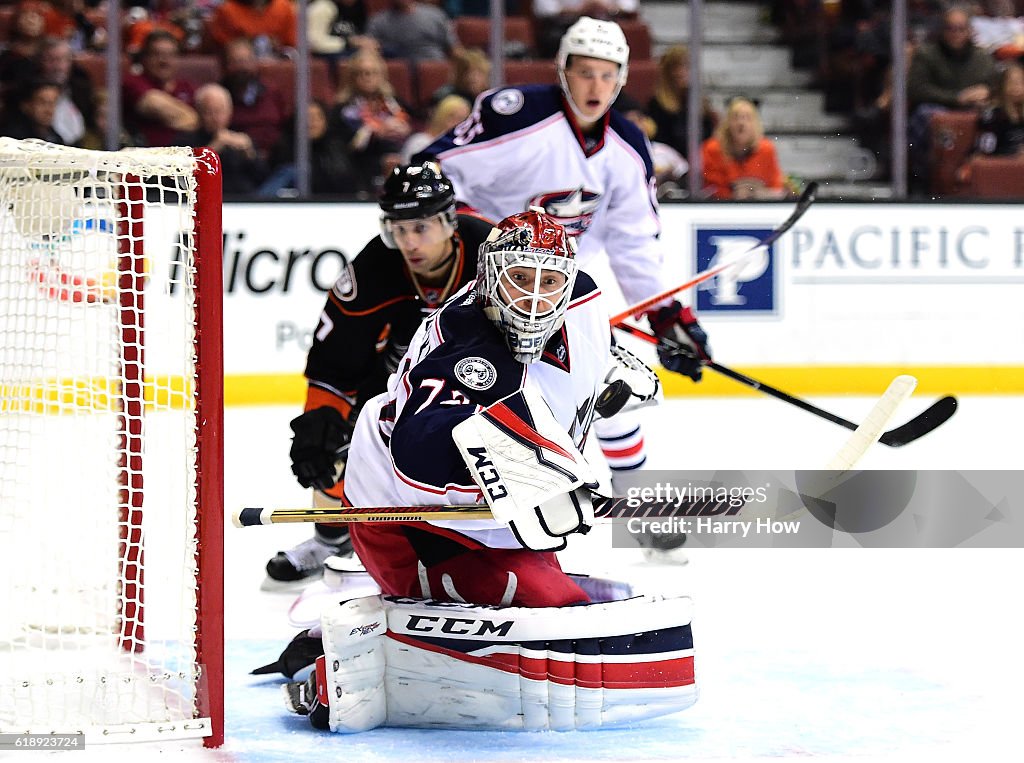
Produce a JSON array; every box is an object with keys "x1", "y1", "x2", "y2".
[
  {"x1": 478, "y1": 210, "x2": 578, "y2": 364},
  {"x1": 378, "y1": 161, "x2": 457, "y2": 249}
]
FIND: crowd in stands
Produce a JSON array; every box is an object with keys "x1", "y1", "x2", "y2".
[
  {"x1": 3, "y1": 1, "x2": 1023, "y2": 198},
  {"x1": 776, "y1": 0, "x2": 1024, "y2": 197},
  {"x1": 0, "y1": 0, "x2": 688, "y2": 199}
]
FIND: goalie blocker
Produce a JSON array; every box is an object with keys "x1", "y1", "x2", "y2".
[{"x1": 284, "y1": 586, "x2": 697, "y2": 732}]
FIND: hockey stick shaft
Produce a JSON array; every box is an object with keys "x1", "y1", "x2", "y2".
[
  {"x1": 608, "y1": 181, "x2": 818, "y2": 325},
  {"x1": 613, "y1": 322, "x2": 956, "y2": 448},
  {"x1": 233, "y1": 496, "x2": 671, "y2": 527}
]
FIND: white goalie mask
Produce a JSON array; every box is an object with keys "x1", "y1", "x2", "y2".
[
  {"x1": 556, "y1": 16, "x2": 630, "y2": 122},
  {"x1": 478, "y1": 210, "x2": 579, "y2": 364}
]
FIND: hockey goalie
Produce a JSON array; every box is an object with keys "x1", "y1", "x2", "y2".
[{"x1": 269, "y1": 210, "x2": 697, "y2": 732}]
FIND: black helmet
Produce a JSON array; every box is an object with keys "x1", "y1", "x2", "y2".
[{"x1": 378, "y1": 161, "x2": 456, "y2": 222}]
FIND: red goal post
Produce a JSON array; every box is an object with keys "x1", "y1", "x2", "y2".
[{"x1": 0, "y1": 139, "x2": 224, "y2": 746}]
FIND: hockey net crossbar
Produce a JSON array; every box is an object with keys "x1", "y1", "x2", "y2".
[{"x1": 0, "y1": 139, "x2": 223, "y2": 746}]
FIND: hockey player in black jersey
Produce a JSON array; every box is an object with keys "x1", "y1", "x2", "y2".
[{"x1": 264, "y1": 161, "x2": 494, "y2": 589}]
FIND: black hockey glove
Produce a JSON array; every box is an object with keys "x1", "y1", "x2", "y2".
[
  {"x1": 289, "y1": 406, "x2": 354, "y2": 491},
  {"x1": 647, "y1": 301, "x2": 711, "y2": 382},
  {"x1": 251, "y1": 628, "x2": 324, "y2": 679}
]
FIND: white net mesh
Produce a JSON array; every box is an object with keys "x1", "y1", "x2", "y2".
[{"x1": 0, "y1": 139, "x2": 216, "y2": 741}]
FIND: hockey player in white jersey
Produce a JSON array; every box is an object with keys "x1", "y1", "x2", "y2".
[
  {"x1": 277, "y1": 209, "x2": 699, "y2": 733},
  {"x1": 414, "y1": 17, "x2": 712, "y2": 504}
]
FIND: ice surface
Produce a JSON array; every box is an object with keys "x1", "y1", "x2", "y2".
[{"x1": 49, "y1": 396, "x2": 1024, "y2": 761}]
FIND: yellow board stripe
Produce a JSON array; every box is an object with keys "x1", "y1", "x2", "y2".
[
  {"x1": 5, "y1": 367, "x2": 1022, "y2": 413},
  {"x1": 226, "y1": 367, "x2": 1024, "y2": 407},
  {"x1": 0, "y1": 376, "x2": 193, "y2": 414},
  {"x1": 658, "y1": 365, "x2": 1024, "y2": 397}
]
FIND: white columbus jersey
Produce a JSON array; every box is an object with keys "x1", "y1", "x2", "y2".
[
  {"x1": 413, "y1": 84, "x2": 667, "y2": 306},
  {"x1": 344, "y1": 276, "x2": 612, "y2": 549}
]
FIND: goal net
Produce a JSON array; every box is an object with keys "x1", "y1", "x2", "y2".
[{"x1": 0, "y1": 139, "x2": 223, "y2": 745}]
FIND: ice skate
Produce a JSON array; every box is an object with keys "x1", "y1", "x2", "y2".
[{"x1": 262, "y1": 530, "x2": 354, "y2": 591}]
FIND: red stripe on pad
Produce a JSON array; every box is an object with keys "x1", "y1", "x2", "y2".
[
  {"x1": 387, "y1": 632, "x2": 695, "y2": 689},
  {"x1": 484, "y1": 401, "x2": 575, "y2": 461}
]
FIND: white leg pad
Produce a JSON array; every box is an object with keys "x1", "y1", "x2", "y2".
[
  {"x1": 318, "y1": 596, "x2": 388, "y2": 732},
  {"x1": 316, "y1": 590, "x2": 698, "y2": 732},
  {"x1": 381, "y1": 593, "x2": 697, "y2": 731}
]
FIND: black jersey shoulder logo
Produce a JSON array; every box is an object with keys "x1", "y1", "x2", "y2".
[{"x1": 454, "y1": 357, "x2": 498, "y2": 390}]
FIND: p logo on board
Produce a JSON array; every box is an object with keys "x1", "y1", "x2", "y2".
[{"x1": 694, "y1": 228, "x2": 777, "y2": 315}]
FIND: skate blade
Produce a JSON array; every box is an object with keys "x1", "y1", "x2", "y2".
[{"x1": 260, "y1": 571, "x2": 325, "y2": 593}]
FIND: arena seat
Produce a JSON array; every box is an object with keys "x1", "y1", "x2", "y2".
[
  {"x1": 928, "y1": 110, "x2": 978, "y2": 197},
  {"x1": 621, "y1": 59, "x2": 657, "y2": 106},
  {"x1": 259, "y1": 58, "x2": 333, "y2": 107},
  {"x1": 175, "y1": 55, "x2": 222, "y2": 87},
  {"x1": 965, "y1": 155, "x2": 1024, "y2": 198},
  {"x1": 72, "y1": 54, "x2": 127, "y2": 89},
  {"x1": 454, "y1": 16, "x2": 536, "y2": 57},
  {"x1": 502, "y1": 60, "x2": 556, "y2": 88},
  {"x1": 617, "y1": 18, "x2": 652, "y2": 60},
  {"x1": 415, "y1": 59, "x2": 454, "y2": 110}
]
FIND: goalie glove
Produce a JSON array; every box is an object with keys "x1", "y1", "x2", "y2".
[
  {"x1": 596, "y1": 343, "x2": 663, "y2": 418},
  {"x1": 508, "y1": 486, "x2": 595, "y2": 552},
  {"x1": 289, "y1": 406, "x2": 354, "y2": 491},
  {"x1": 252, "y1": 628, "x2": 324, "y2": 679},
  {"x1": 452, "y1": 388, "x2": 599, "y2": 551},
  {"x1": 646, "y1": 301, "x2": 711, "y2": 382}
]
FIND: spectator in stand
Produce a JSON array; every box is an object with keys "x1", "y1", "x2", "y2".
[
  {"x1": 400, "y1": 93, "x2": 470, "y2": 163},
  {"x1": 954, "y1": 60, "x2": 1024, "y2": 190},
  {"x1": 220, "y1": 37, "x2": 291, "y2": 160},
  {"x1": 123, "y1": 4, "x2": 189, "y2": 57},
  {"x1": 308, "y1": 0, "x2": 378, "y2": 63},
  {"x1": 334, "y1": 50, "x2": 412, "y2": 189},
  {"x1": 122, "y1": 29, "x2": 199, "y2": 147},
  {"x1": 80, "y1": 89, "x2": 135, "y2": 150},
  {"x1": 907, "y1": 5, "x2": 997, "y2": 192},
  {"x1": 33, "y1": 37, "x2": 95, "y2": 146},
  {"x1": 365, "y1": 0, "x2": 457, "y2": 61},
  {"x1": 533, "y1": 0, "x2": 638, "y2": 58},
  {"x1": 646, "y1": 44, "x2": 717, "y2": 162},
  {"x1": 180, "y1": 83, "x2": 268, "y2": 196},
  {"x1": 1, "y1": 2, "x2": 49, "y2": 107},
  {"x1": 1, "y1": 79, "x2": 64, "y2": 143},
  {"x1": 700, "y1": 96, "x2": 787, "y2": 200},
  {"x1": 41, "y1": 0, "x2": 105, "y2": 52},
  {"x1": 429, "y1": 47, "x2": 490, "y2": 106},
  {"x1": 971, "y1": 0, "x2": 1024, "y2": 61},
  {"x1": 615, "y1": 92, "x2": 689, "y2": 199},
  {"x1": 261, "y1": 99, "x2": 360, "y2": 197},
  {"x1": 206, "y1": 0, "x2": 298, "y2": 58},
  {"x1": 974, "y1": 61, "x2": 1024, "y2": 155}
]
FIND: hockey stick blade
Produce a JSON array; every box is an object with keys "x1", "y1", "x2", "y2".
[
  {"x1": 877, "y1": 395, "x2": 957, "y2": 447},
  {"x1": 825, "y1": 375, "x2": 916, "y2": 470},
  {"x1": 613, "y1": 322, "x2": 957, "y2": 449}
]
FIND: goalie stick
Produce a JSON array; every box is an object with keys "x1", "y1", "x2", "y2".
[
  {"x1": 609, "y1": 181, "x2": 818, "y2": 326},
  {"x1": 235, "y1": 496, "x2": 717, "y2": 527},
  {"x1": 613, "y1": 322, "x2": 957, "y2": 448}
]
